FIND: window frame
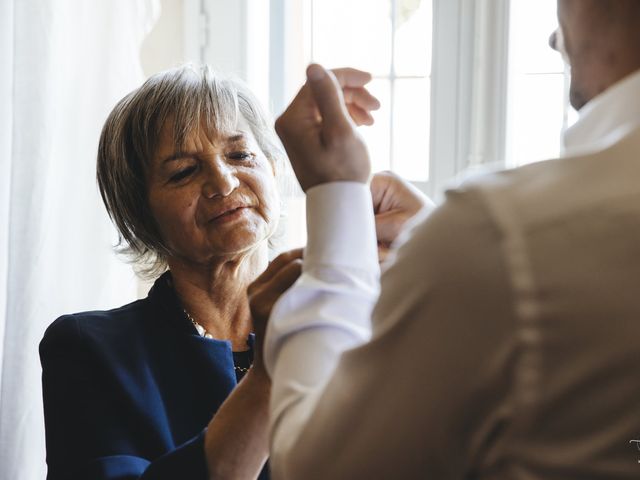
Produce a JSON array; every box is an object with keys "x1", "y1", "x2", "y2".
[
  {"x1": 504, "y1": 0, "x2": 574, "y2": 168},
  {"x1": 186, "y1": 0, "x2": 565, "y2": 198}
]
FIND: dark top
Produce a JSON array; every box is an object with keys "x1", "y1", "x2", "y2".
[{"x1": 39, "y1": 272, "x2": 269, "y2": 480}]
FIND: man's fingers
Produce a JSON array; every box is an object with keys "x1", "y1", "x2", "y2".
[
  {"x1": 331, "y1": 67, "x2": 373, "y2": 88},
  {"x1": 347, "y1": 104, "x2": 374, "y2": 126},
  {"x1": 306, "y1": 64, "x2": 352, "y2": 133},
  {"x1": 342, "y1": 87, "x2": 381, "y2": 112},
  {"x1": 248, "y1": 248, "x2": 303, "y2": 293},
  {"x1": 275, "y1": 86, "x2": 319, "y2": 139},
  {"x1": 370, "y1": 171, "x2": 395, "y2": 213},
  {"x1": 375, "y1": 210, "x2": 408, "y2": 245}
]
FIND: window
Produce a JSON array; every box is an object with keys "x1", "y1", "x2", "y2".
[
  {"x1": 193, "y1": 0, "x2": 573, "y2": 241},
  {"x1": 506, "y1": 0, "x2": 576, "y2": 167},
  {"x1": 309, "y1": 0, "x2": 433, "y2": 182}
]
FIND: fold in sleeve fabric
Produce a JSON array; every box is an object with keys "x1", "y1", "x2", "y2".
[{"x1": 264, "y1": 182, "x2": 381, "y2": 476}]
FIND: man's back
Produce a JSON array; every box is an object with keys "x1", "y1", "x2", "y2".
[
  {"x1": 263, "y1": 128, "x2": 640, "y2": 479},
  {"x1": 459, "y1": 128, "x2": 640, "y2": 477},
  {"x1": 265, "y1": 128, "x2": 640, "y2": 480},
  {"x1": 324, "y1": 127, "x2": 640, "y2": 478}
]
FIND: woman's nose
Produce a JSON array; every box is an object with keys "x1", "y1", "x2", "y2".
[{"x1": 202, "y1": 161, "x2": 240, "y2": 198}]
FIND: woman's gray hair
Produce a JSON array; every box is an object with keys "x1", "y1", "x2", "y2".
[{"x1": 97, "y1": 64, "x2": 287, "y2": 278}]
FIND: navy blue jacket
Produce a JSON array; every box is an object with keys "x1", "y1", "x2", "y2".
[{"x1": 40, "y1": 272, "x2": 269, "y2": 480}]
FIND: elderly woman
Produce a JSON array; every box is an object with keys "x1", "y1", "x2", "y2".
[{"x1": 38, "y1": 64, "x2": 380, "y2": 480}]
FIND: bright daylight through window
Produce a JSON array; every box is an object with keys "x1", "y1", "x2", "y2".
[
  {"x1": 200, "y1": 0, "x2": 574, "y2": 199},
  {"x1": 304, "y1": 0, "x2": 573, "y2": 180},
  {"x1": 309, "y1": 0, "x2": 432, "y2": 182},
  {"x1": 507, "y1": 0, "x2": 575, "y2": 167}
]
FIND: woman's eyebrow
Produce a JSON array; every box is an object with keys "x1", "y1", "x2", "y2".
[
  {"x1": 159, "y1": 134, "x2": 248, "y2": 163},
  {"x1": 161, "y1": 151, "x2": 199, "y2": 164},
  {"x1": 227, "y1": 133, "x2": 247, "y2": 143}
]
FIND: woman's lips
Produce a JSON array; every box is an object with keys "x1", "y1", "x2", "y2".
[{"x1": 209, "y1": 206, "x2": 249, "y2": 224}]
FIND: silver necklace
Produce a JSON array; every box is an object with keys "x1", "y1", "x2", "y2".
[{"x1": 183, "y1": 309, "x2": 252, "y2": 374}]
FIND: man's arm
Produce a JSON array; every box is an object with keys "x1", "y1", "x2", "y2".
[
  {"x1": 259, "y1": 189, "x2": 514, "y2": 479},
  {"x1": 256, "y1": 64, "x2": 514, "y2": 478},
  {"x1": 264, "y1": 181, "x2": 380, "y2": 476}
]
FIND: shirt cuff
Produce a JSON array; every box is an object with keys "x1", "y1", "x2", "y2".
[{"x1": 305, "y1": 181, "x2": 378, "y2": 272}]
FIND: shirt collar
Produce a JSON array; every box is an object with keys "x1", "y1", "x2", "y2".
[{"x1": 562, "y1": 68, "x2": 640, "y2": 157}]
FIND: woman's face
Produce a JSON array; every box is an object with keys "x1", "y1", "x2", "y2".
[{"x1": 147, "y1": 116, "x2": 280, "y2": 265}]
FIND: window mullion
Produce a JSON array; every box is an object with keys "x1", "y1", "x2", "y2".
[
  {"x1": 430, "y1": 0, "x2": 471, "y2": 199},
  {"x1": 429, "y1": 0, "x2": 510, "y2": 199},
  {"x1": 468, "y1": 0, "x2": 510, "y2": 169},
  {"x1": 389, "y1": 0, "x2": 398, "y2": 172}
]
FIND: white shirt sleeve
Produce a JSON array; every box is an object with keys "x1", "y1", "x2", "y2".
[
  {"x1": 264, "y1": 182, "x2": 519, "y2": 479},
  {"x1": 263, "y1": 181, "x2": 380, "y2": 478},
  {"x1": 264, "y1": 150, "x2": 640, "y2": 478}
]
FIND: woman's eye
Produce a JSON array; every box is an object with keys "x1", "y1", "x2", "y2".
[
  {"x1": 229, "y1": 151, "x2": 254, "y2": 161},
  {"x1": 169, "y1": 166, "x2": 197, "y2": 183}
]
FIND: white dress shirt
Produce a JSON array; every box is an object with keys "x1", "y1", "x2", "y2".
[{"x1": 264, "y1": 69, "x2": 640, "y2": 479}]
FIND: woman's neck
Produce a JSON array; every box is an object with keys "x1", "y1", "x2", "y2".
[{"x1": 168, "y1": 246, "x2": 269, "y2": 351}]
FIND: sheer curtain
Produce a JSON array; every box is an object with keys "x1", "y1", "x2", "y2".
[{"x1": 0, "y1": 1, "x2": 159, "y2": 478}]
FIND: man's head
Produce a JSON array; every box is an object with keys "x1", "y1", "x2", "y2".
[{"x1": 550, "y1": 0, "x2": 640, "y2": 110}]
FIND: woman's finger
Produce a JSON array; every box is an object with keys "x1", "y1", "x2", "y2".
[
  {"x1": 249, "y1": 248, "x2": 303, "y2": 292},
  {"x1": 249, "y1": 259, "x2": 303, "y2": 322},
  {"x1": 262, "y1": 258, "x2": 303, "y2": 297},
  {"x1": 378, "y1": 244, "x2": 391, "y2": 264}
]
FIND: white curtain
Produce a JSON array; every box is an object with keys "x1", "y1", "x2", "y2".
[{"x1": 0, "y1": 1, "x2": 159, "y2": 478}]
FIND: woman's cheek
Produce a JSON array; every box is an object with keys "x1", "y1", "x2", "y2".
[
  {"x1": 158, "y1": 196, "x2": 198, "y2": 241},
  {"x1": 246, "y1": 169, "x2": 279, "y2": 220},
  {"x1": 264, "y1": 182, "x2": 281, "y2": 228}
]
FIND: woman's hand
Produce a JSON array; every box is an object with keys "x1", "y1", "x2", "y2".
[
  {"x1": 203, "y1": 250, "x2": 301, "y2": 479},
  {"x1": 248, "y1": 249, "x2": 304, "y2": 374},
  {"x1": 370, "y1": 171, "x2": 435, "y2": 263}
]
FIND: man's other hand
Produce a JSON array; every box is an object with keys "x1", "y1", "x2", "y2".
[{"x1": 371, "y1": 171, "x2": 434, "y2": 262}]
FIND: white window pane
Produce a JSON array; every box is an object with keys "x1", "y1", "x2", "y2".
[
  {"x1": 394, "y1": 0, "x2": 433, "y2": 77},
  {"x1": 510, "y1": 0, "x2": 564, "y2": 74},
  {"x1": 508, "y1": 0, "x2": 569, "y2": 167},
  {"x1": 393, "y1": 78, "x2": 430, "y2": 181},
  {"x1": 359, "y1": 79, "x2": 392, "y2": 174},
  {"x1": 311, "y1": 0, "x2": 392, "y2": 75},
  {"x1": 509, "y1": 74, "x2": 565, "y2": 165}
]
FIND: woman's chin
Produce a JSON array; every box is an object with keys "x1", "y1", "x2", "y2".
[
  {"x1": 207, "y1": 231, "x2": 270, "y2": 258},
  {"x1": 170, "y1": 220, "x2": 273, "y2": 265}
]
